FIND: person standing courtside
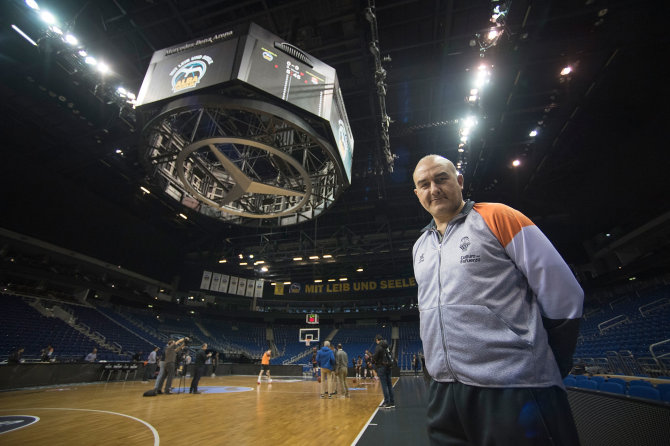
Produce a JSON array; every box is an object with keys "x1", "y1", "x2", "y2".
[
  {"x1": 335, "y1": 343, "x2": 349, "y2": 398},
  {"x1": 412, "y1": 155, "x2": 583, "y2": 445},
  {"x1": 155, "y1": 337, "x2": 187, "y2": 395},
  {"x1": 258, "y1": 349, "x2": 272, "y2": 384},
  {"x1": 373, "y1": 335, "x2": 395, "y2": 408},
  {"x1": 190, "y1": 343, "x2": 211, "y2": 394},
  {"x1": 316, "y1": 340, "x2": 335, "y2": 398},
  {"x1": 143, "y1": 347, "x2": 159, "y2": 382}
]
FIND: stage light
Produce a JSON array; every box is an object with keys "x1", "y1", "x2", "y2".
[
  {"x1": 293, "y1": 257, "x2": 303, "y2": 261},
  {"x1": 487, "y1": 28, "x2": 499, "y2": 40},
  {"x1": 314, "y1": 279, "x2": 322, "y2": 283},
  {"x1": 239, "y1": 262, "x2": 248, "y2": 266},
  {"x1": 78, "y1": 50, "x2": 87, "y2": 57},
  {"x1": 25, "y1": 0, "x2": 40, "y2": 10},
  {"x1": 309, "y1": 255, "x2": 319, "y2": 260},
  {"x1": 339, "y1": 277, "x2": 348, "y2": 281},
  {"x1": 529, "y1": 129, "x2": 538, "y2": 137},
  {"x1": 512, "y1": 159, "x2": 521, "y2": 167},
  {"x1": 218, "y1": 259, "x2": 227, "y2": 263},
  {"x1": 260, "y1": 266, "x2": 268, "y2": 272},
  {"x1": 560, "y1": 66, "x2": 572, "y2": 76},
  {"x1": 178, "y1": 213, "x2": 187, "y2": 220},
  {"x1": 356, "y1": 268, "x2": 364, "y2": 272},
  {"x1": 97, "y1": 62, "x2": 110, "y2": 74},
  {"x1": 50, "y1": 25, "x2": 63, "y2": 35},
  {"x1": 322, "y1": 254, "x2": 332, "y2": 258},
  {"x1": 283, "y1": 281, "x2": 291, "y2": 285},
  {"x1": 328, "y1": 279, "x2": 335, "y2": 282},
  {"x1": 116, "y1": 87, "x2": 127, "y2": 96},
  {"x1": 40, "y1": 11, "x2": 55, "y2": 24},
  {"x1": 11, "y1": 25, "x2": 37, "y2": 46},
  {"x1": 239, "y1": 254, "x2": 244, "y2": 259},
  {"x1": 64, "y1": 34, "x2": 78, "y2": 45},
  {"x1": 85, "y1": 56, "x2": 97, "y2": 66}
]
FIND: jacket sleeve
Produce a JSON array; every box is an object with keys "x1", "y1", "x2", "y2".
[{"x1": 476, "y1": 203, "x2": 583, "y2": 377}]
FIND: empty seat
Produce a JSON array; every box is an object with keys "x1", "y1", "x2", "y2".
[
  {"x1": 628, "y1": 386, "x2": 660, "y2": 401},
  {"x1": 628, "y1": 379, "x2": 652, "y2": 387},
  {"x1": 598, "y1": 381, "x2": 625, "y2": 394},
  {"x1": 575, "y1": 379, "x2": 598, "y2": 390},
  {"x1": 657, "y1": 383, "x2": 670, "y2": 403},
  {"x1": 563, "y1": 377, "x2": 577, "y2": 387}
]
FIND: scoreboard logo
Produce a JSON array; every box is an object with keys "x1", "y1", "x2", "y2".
[{"x1": 170, "y1": 55, "x2": 214, "y2": 93}]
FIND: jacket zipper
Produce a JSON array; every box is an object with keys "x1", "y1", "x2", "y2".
[{"x1": 435, "y1": 221, "x2": 458, "y2": 380}]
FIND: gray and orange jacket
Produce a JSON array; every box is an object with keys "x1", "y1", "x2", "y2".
[{"x1": 413, "y1": 200, "x2": 583, "y2": 388}]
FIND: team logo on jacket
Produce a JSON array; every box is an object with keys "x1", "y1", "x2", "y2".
[
  {"x1": 418, "y1": 253, "x2": 424, "y2": 263},
  {"x1": 459, "y1": 237, "x2": 471, "y2": 252}
]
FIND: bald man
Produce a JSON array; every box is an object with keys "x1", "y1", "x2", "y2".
[{"x1": 412, "y1": 155, "x2": 583, "y2": 445}]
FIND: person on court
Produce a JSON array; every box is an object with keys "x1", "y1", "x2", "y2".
[
  {"x1": 190, "y1": 343, "x2": 211, "y2": 394},
  {"x1": 412, "y1": 154, "x2": 583, "y2": 445},
  {"x1": 316, "y1": 340, "x2": 336, "y2": 398},
  {"x1": 258, "y1": 349, "x2": 272, "y2": 384},
  {"x1": 335, "y1": 343, "x2": 350, "y2": 398}
]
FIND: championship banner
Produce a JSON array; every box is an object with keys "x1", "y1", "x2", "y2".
[
  {"x1": 236, "y1": 278, "x2": 247, "y2": 296},
  {"x1": 254, "y1": 280, "x2": 264, "y2": 298},
  {"x1": 218, "y1": 274, "x2": 230, "y2": 294},
  {"x1": 200, "y1": 271, "x2": 212, "y2": 289},
  {"x1": 245, "y1": 279, "x2": 255, "y2": 297},
  {"x1": 229, "y1": 276, "x2": 239, "y2": 294},
  {"x1": 274, "y1": 282, "x2": 284, "y2": 296},
  {"x1": 210, "y1": 273, "x2": 221, "y2": 291}
]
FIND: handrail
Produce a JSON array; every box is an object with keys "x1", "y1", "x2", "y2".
[
  {"x1": 597, "y1": 314, "x2": 629, "y2": 334},
  {"x1": 639, "y1": 298, "x2": 670, "y2": 317},
  {"x1": 649, "y1": 338, "x2": 670, "y2": 361}
]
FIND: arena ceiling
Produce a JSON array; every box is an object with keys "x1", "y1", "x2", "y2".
[{"x1": 1, "y1": 0, "x2": 668, "y2": 293}]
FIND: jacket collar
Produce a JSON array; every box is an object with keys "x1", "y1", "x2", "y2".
[{"x1": 421, "y1": 199, "x2": 475, "y2": 233}]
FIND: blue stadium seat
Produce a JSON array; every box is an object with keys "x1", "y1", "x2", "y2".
[
  {"x1": 628, "y1": 386, "x2": 661, "y2": 401},
  {"x1": 563, "y1": 377, "x2": 576, "y2": 387},
  {"x1": 657, "y1": 383, "x2": 670, "y2": 403},
  {"x1": 575, "y1": 379, "x2": 598, "y2": 390},
  {"x1": 598, "y1": 381, "x2": 625, "y2": 395},
  {"x1": 628, "y1": 379, "x2": 652, "y2": 387},
  {"x1": 590, "y1": 376, "x2": 605, "y2": 384},
  {"x1": 606, "y1": 378, "x2": 627, "y2": 387}
]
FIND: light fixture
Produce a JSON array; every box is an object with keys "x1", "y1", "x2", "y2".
[
  {"x1": 78, "y1": 50, "x2": 87, "y2": 57},
  {"x1": 328, "y1": 279, "x2": 336, "y2": 282},
  {"x1": 140, "y1": 186, "x2": 150, "y2": 194},
  {"x1": 238, "y1": 254, "x2": 244, "y2": 259},
  {"x1": 254, "y1": 260, "x2": 265, "y2": 265},
  {"x1": 25, "y1": 0, "x2": 40, "y2": 10},
  {"x1": 239, "y1": 262, "x2": 248, "y2": 266},
  {"x1": 309, "y1": 255, "x2": 319, "y2": 260},
  {"x1": 314, "y1": 279, "x2": 323, "y2": 283},
  {"x1": 560, "y1": 66, "x2": 572, "y2": 76},
  {"x1": 293, "y1": 257, "x2": 303, "y2": 261},
  {"x1": 97, "y1": 62, "x2": 110, "y2": 74},
  {"x1": 64, "y1": 34, "x2": 78, "y2": 45},
  {"x1": 339, "y1": 277, "x2": 348, "y2": 281},
  {"x1": 283, "y1": 281, "x2": 291, "y2": 285},
  {"x1": 40, "y1": 11, "x2": 56, "y2": 24},
  {"x1": 322, "y1": 254, "x2": 332, "y2": 259},
  {"x1": 512, "y1": 159, "x2": 521, "y2": 167},
  {"x1": 11, "y1": 25, "x2": 38, "y2": 46},
  {"x1": 249, "y1": 254, "x2": 254, "y2": 259},
  {"x1": 529, "y1": 129, "x2": 538, "y2": 137},
  {"x1": 356, "y1": 268, "x2": 364, "y2": 272},
  {"x1": 218, "y1": 259, "x2": 227, "y2": 263},
  {"x1": 260, "y1": 266, "x2": 268, "y2": 272},
  {"x1": 178, "y1": 213, "x2": 187, "y2": 219},
  {"x1": 85, "y1": 56, "x2": 97, "y2": 66}
]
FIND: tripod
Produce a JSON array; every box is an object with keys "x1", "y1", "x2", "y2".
[{"x1": 176, "y1": 358, "x2": 188, "y2": 394}]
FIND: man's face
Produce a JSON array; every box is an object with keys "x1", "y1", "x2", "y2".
[{"x1": 413, "y1": 156, "x2": 464, "y2": 222}]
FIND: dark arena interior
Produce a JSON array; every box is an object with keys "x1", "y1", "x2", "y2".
[{"x1": 0, "y1": 0, "x2": 669, "y2": 445}]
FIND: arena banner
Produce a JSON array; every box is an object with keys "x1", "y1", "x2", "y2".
[
  {"x1": 274, "y1": 277, "x2": 417, "y2": 295},
  {"x1": 200, "y1": 270, "x2": 212, "y2": 289},
  {"x1": 210, "y1": 273, "x2": 221, "y2": 291}
]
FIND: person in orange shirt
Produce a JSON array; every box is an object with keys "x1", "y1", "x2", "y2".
[{"x1": 258, "y1": 349, "x2": 272, "y2": 384}]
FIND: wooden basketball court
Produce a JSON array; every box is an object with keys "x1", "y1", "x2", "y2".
[{"x1": 0, "y1": 375, "x2": 401, "y2": 445}]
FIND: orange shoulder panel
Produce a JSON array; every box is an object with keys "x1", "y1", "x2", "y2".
[{"x1": 474, "y1": 203, "x2": 534, "y2": 247}]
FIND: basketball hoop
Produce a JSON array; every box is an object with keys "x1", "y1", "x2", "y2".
[
  {"x1": 305, "y1": 334, "x2": 313, "y2": 348},
  {"x1": 305, "y1": 339, "x2": 310, "y2": 348}
]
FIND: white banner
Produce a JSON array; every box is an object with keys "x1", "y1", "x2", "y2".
[
  {"x1": 236, "y1": 278, "x2": 247, "y2": 296},
  {"x1": 229, "y1": 276, "x2": 239, "y2": 294},
  {"x1": 210, "y1": 273, "x2": 221, "y2": 291},
  {"x1": 245, "y1": 279, "x2": 255, "y2": 297},
  {"x1": 254, "y1": 280, "x2": 264, "y2": 298},
  {"x1": 200, "y1": 271, "x2": 212, "y2": 289},
  {"x1": 218, "y1": 274, "x2": 230, "y2": 294}
]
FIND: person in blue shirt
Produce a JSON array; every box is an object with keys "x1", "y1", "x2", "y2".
[{"x1": 315, "y1": 341, "x2": 336, "y2": 398}]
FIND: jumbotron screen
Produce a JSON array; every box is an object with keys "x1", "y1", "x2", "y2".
[{"x1": 136, "y1": 22, "x2": 353, "y2": 184}]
